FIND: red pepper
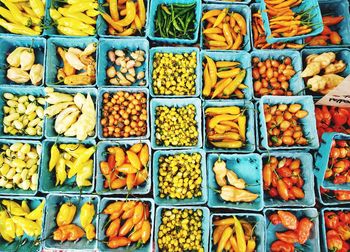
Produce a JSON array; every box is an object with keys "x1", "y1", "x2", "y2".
[
  {"x1": 277, "y1": 211, "x2": 298, "y2": 230},
  {"x1": 325, "y1": 212, "x2": 340, "y2": 229},
  {"x1": 334, "y1": 175, "x2": 347, "y2": 185},
  {"x1": 322, "y1": 16, "x2": 344, "y2": 26},
  {"x1": 275, "y1": 231, "x2": 298, "y2": 244},
  {"x1": 339, "y1": 212, "x2": 350, "y2": 225},
  {"x1": 297, "y1": 217, "x2": 313, "y2": 244},
  {"x1": 327, "y1": 234, "x2": 343, "y2": 251},
  {"x1": 321, "y1": 106, "x2": 332, "y2": 126},
  {"x1": 269, "y1": 213, "x2": 282, "y2": 225},
  {"x1": 331, "y1": 107, "x2": 348, "y2": 126},
  {"x1": 108, "y1": 154, "x2": 116, "y2": 170},
  {"x1": 339, "y1": 241, "x2": 350, "y2": 252},
  {"x1": 335, "y1": 190, "x2": 350, "y2": 201},
  {"x1": 270, "y1": 240, "x2": 295, "y2": 252},
  {"x1": 337, "y1": 224, "x2": 350, "y2": 241}
]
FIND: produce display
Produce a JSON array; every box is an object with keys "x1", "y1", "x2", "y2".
[
  {"x1": 106, "y1": 49, "x2": 146, "y2": 86},
  {"x1": 155, "y1": 3, "x2": 196, "y2": 40},
  {"x1": 101, "y1": 200, "x2": 151, "y2": 249},
  {"x1": 6, "y1": 46, "x2": 44, "y2": 85},
  {"x1": 157, "y1": 152, "x2": 202, "y2": 200},
  {"x1": 263, "y1": 156, "x2": 305, "y2": 201},
  {"x1": 2, "y1": 92, "x2": 45, "y2": 137},
  {"x1": 205, "y1": 106, "x2": 246, "y2": 149},
  {"x1": 0, "y1": 199, "x2": 45, "y2": 242},
  {"x1": 45, "y1": 88, "x2": 96, "y2": 140},
  {"x1": 49, "y1": 0, "x2": 97, "y2": 36},
  {"x1": 100, "y1": 0, "x2": 146, "y2": 36},
  {"x1": 252, "y1": 56, "x2": 296, "y2": 97},
  {"x1": 0, "y1": 142, "x2": 41, "y2": 191},
  {"x1": 152, "y1": 51, "x2": 197, "y2": 95},
  {"x1": 100, "y1": 143, "x2": 149, "y2": 190},
  {"x1": 100, "y1": 90, "x2": 147, "y2": 138},
  {"x1": 48, "y1": 143, "x2": 95, "y2": 187},
  {"x1": 263, "y1": 103, "x2": 309, "y2": 147},
  {"x1": 155, "y1": 104, "x2": 198, "y2": 147},
  {"x1": 301, "y1": 52, "x2": 345, "y2": 95},
  {"x1": 0, "y1": 0, "x2": 350, "y2": 250},
  {"x1": 324, "y1": 210, "x2": 350, "y2": 251},
  {"x1": 202, "y1": 8, "x2": 247, "y2": 50},
  {"x1": 55, "y1": 43, "x2": 97, "y2": 85},
  {"x1": 52, "y1": 201, "x2": 96, "y2": 242},
  {"x1": 212, "y1": 216, "x2": 257, "y2": 252},
  {"x1": 157, "y1": 208, "x2": 204, "y2": 251},
  {"x1": 203, "y1": 55, "x2": 246, "y2": 99},
  {"x1": 213, "y1": 159, "x2": 258, "y2": 203}
]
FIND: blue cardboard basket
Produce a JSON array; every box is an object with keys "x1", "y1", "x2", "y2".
[
  {"x1": 149, "y1": 47, "x2": 201, "y2": 97},
  {"x1": 97, "y1": 38, "x2": 149, "y2": 87},
  {"x1": 150, "y1": 98, "x2": 202, "y2": 149},
  {"x1": 152, "y1": 149, "x2": 207, "y2": 205},
  {"x1": 201, "y1": 4, "x2": 251, "y2": 51},
  {"x1": 0, "y1": 139, "x2": 42, "y2": 196},
  {"x1": 200, "y1": 50, "x2": 253, "y2": 100},
  {"x1": 305, "y1": 1, "x2": 350, "y2": 48},
  {"x1": 210, "y1": 213, "x2": 265, "y2": 252},
  {"x1": 97, "y1": 197, "x2": 155, "y2": 252},
  {"x1": 97, "y1": 0, "x2": 149, "y2": 38},
  {"x1": 147, "y1": 0, "x2": 202, "y2": 44},
  {"x1": 320, "y1": 207, "x2": 350, "y2": 252},
  {"x1": 0, "y1": 36, "x2": 46, "y2": 86},
  {"x1": 95, "y1": 140, "x2": 151, "y2": 195},
  {"x1": 251, "y1": 50, "x2": 305, "y2": 99},
  {"x1": 43, "y1": 194, "x2": 99, "y2": 251},
  {"x1": 44, "y1": 0, "x2": 97, "y2": 37},
  {"x1": 316, "y1": 179, "x2": 350, "y2": 206},
  {"x1": 258, "y1": 95, "x2": 319, "y2": 151},
  {"x1": 0, "y1": 196, "x2": 46, "y2": 252},
  {"x1": 204, "y1": 0, "x2": 250, "y2": 4},
  {"x1": 301, "y1": 48, "x2": 350, "y2": 98},
  {"x1": 155, "y1": 206, "x2": 210, "y2": 252},
  {"x1": 261, "y1": 152, "x2": 315, "y2": 207},
  {"x1": 264, "y1": 208, "x2": 320, "y2": 251},
  {"x1": 250, "y1": 4, "x2": 303, "y2": 50},
  {"x1": 97, "y1": 87, "x2": 150, "y2": 140},
  {"x1": 39, "y1": 139, "x2": 96, "y2": 194},
  {"x1": 207, "y1": 153, "x2": 264, "y2": 211},
  {"x1": 45, "y1": 37, "x2": 98, "y2": 87},
  {"x1": 314, "y1": 132, "x2": 350, "y2": 190},
  {"x1": 0, "y1": 86, "x2": 45, "y2": 140},
  {"x1": 203, "y1": 100, "x2": 255, "y2": 153},
  {"x1": 44, "y1": 87, "x2": 97, "y2": 140},
  {"x1": 260, "y1": 0, "x2": 323, "y2": 44}
]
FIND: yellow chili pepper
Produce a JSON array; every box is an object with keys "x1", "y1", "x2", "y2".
[
  {"x1": 55, "y1": 157, "x2": 67, "y2": 186},
  {"x1": 115, "y1": 1, "x2": 136, "y2": 27},
  {"x1": 59, "y1": 144, "x2": 87, "y2": 158},
  {"x1": 57, "y1": 17, "x2": 95, "y2": 35},
  {"x1": 58, "y1": 7, "x2": 96, "y2": 25},
  {"x1": 137, "y1": 0, "x2": 146, "y2": 27},
  {"x1": 202, "y1": 9, "x2": 221, "y2": 21},
  {"x1": 0, "y1": 211, "x2": 13, "y2": 242},
  {"x1": 80, "y1": 201, "x2": 95, "y2": 229},
  {"x1": 116, "y1": 27, "x2": 136, "y2": 36},
  {"x1": 56, "y1": 202, "x2": 76, "y2": 227},
  {"x1": 203, "y1": 64, "x2": 212, "y2": 97},
  {"x1": 49, "y1": 144, "x2": 60, "y2": 172},
  {"x1": 213, "y1": 224, "x2": 229, "y2": 245},
  {"x1": 29, "y1": 0, "x2": 44, "y2": 18},
  {"x1": 21, "y1": 200, "x2": 30, "y2": 213},
  {"x1": 206, "y1": 106, "x2": 240, "y2": 116},
  {"x1": 85, "y1": 223, "x2": 96, "y2": 241},
  {"x1": 216, "y1": 61, "x2": 240, "y2": 68},
  {"x1": 214, "y1": 217, "x2": 235, "y2": 226},
  {"x1": 12, "y1": 216, "x2": 41, "y2": 237},
  {"x1": 237, "y1": 114, "x2": 246, "y2": 141},
  {"x1": 217, "y1": 68, "x2": 240, "y2": 79},
  {"x1": 0, "y1": 6, "x2": 20, "y2": 24},
  {"x1": 0, "y1": 0, "x2": 31, "y2": 26},
  {"x1": 100, "y1": 12, "x2": 124, "y2": 32},
  {"x1": 86, "y1": 9, "x2": 99, "y2": 17},
  {"x1": 22, "y1": 5, "x2": 37, "y2": 17},
  {"x1": 209, "y1": 114, "x2": 240, "y2": 129},
  {"x1": 0, "y1": 18, "x2": 39, "y2": 35},
  {"x1": 2, "y1": 200, "x2": 27, "y2": 216},
  {"x1": 222, "y1": 70, "x2": 246, "y2": 96},
  {"x1": 213, "y1": 8, "x2": 228, "y2": 28},
  {"x1": 234, "y1": 216, "x2": 246, "y2": 252},
  {"x1": 247, "y1": 239, "x2": 256, "y2": 252},
  {"x1": 205, "y1": 55, "x2": 217, "y2": 86},
  {"x1": 68, "y1": 146, "x2": 95, "y2": 178},
  {"x1": 67, "y1": 1, "x2": 97, "y2": 13},
  {"x1": 206, "y1": 33, "x2": 226, "y2": 42},
  {"x1": 4, "y1": 218, "x2": 16, "y2": 239},
  {"x1": 212, "y1": 77, "x2": 232, "y2": 99},
  {"x1": 210, "y1": 140, "x2": 243, "y2": 149},
  {"x1": 26, "y1": 200, "x2": 45, "y2": 221},
  {"x1": 76, "y1": 160, "x2": 93, "y2": 187},
  {"x1": 230, "y1": 235, "x2": 239, "y2": 252},
  {"x1": 217, "y1": 226, "x2": 233, "y2": 252},
  {"x1": 15, "y1": 223, "x2": 24, "y2": 237},
  {"x1": 57, "y1": 25, "x2": 89, "y2": 36}
]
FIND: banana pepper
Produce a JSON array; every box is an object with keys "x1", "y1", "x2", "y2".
[
  {"x1": 12, "y1": 216, "x2": 41, "y2": 237},
  {"x1": 2, "y1": 200, "x2": 27, "y2": 216}
]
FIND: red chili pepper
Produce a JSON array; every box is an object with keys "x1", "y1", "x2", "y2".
[
  {"x1": 277, "y1": 167, "x2": 292, "y2": 178},
  {"x1": 335, "y1": 190, "x2": 350, "y2": 201},
  {"x1": 334, "y1": 175, "x2": 347, "y2": 185},
  {"x1": 277, "y1": 179, "x2": 289, "y2": 201},
  {"x1": 325, "y1": 212, "x2": 340, "y2": 230},
  {"x1": 322, "y1": 16, "x2": 344, "y2": 26},
  {"x1": 269, "y1": 187, "x2": 279, "y2": 198},
  {"x1": 269, "y1": 213, "x2": 282, "y2": 225},
  {"x1": 277, "y1": 211, "x2": 298, "y2": 230},
  {"x1": 270, "y1": 240, "x2": 295, "y2": 252},
  {"x1": 327, "y1": 234, "x2": 343, "y2": 251},
  {"x1": 320, "y1": 187, "x2": 330, "y2": 194},
  {"x1": 339, "y1": 212, "x2": 350, "y2": 225},
  {"x1": 321, "y1": 106, "x2": 332, "y2": 126},
  {"x1": 275, "y1": 231, "x2": 299, "y2": 244},
  {"x1": 282, "y1": 177, "x2": 293, "y2": 189},
  {"x1": 108, "y1": 154, "x2": 116, "y2": 170},
  {"x1": 297, "y1": 218, "x2": 313, "y2": 244}
]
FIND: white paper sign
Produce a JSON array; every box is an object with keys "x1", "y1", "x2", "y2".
[{"x1": 316, "y1": 75, "x2": 350, "y2": 107}]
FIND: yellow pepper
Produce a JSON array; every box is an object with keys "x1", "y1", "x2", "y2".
[
  {"x1": 0, "y1": 18, "x2": 39, "y2": 35},
  {"x1": 237, "y1": 115, "x2": 246, "y2": 141},
  {"x1": 50, "y1": 8, "x2": 62, "y2": 21},
  {"x1": 247, "y1": 239, "x2": 256, "y2": 252},
  {"x1": 217, "y1": 68, "x2": 240, "y2": 79},
  {"x1": 85, "y1": 223, "x2": 95, "y2": 241},
  {"x1": 211, "y1": 140, "x2": 243, "y2": 149},
  {"x1": 0, "y1": 0, "x2": 31, "y2": 26},
  {"x1": 67, "y1": 1, "x2": 97, "y2": 13},
  {"x1": 26, "y1": 200, "x2": 45, "y2": 220},
  {"x1": 115, "y1": 1, "x2": 136, "y2": 27},
  {"x1": 57, "y1": 25, "x2": 89, "y2": 36},
  {"x1": 205, "y1": 55, "x2": 217, "y2": 85},
  {"x1": 80, "y1": 201, "x2": 95, "y2": 228},
  {"x1": 4, "y1": 218, "x2": 16, "y2": 239},
  {"x1": 56, "y1": 202, "x2": 76, "y2": 227},
  {"x1": 223, "y1": 70, "x2": 246, "y2": 96},
  {"x1": 12, "y1": 216, "x2": 41, "y2": 237},
  {"x1": 29, "y1": 0, "x2": 44, "y2": 18},
  {"x1": 86, "y1": 9, "x2": 99, "y2": 17},
  {"x1": 0, "y1": 6, "x2": 20, "y2": 24},
  {"x1": 49, "y1": 144, "x2": 60, "y2": 172},
  {"x1": 57, "y1": 17, "x2": 95, "y2": 35},
  {"x1": 202, "y1": 64, "x2": 212, "y2": 97},
  {"x1": 76, "y1": 160, "x2": 93, "y2": 187},
  {"x1": 58, "y1": 7, "x2": 96, "y2": 25},
  {"x1": 2, "y1": 200, "x2": 27, "y2": 216},
  {"x1": 68, "y1": 146, "x2": 95, "y2": 178},
  {"x1": 0, "y1": 211, "x2": 13, "y2": 242},
  {"x1": 234, "y1": 216, "x2": 246, "y2": 252},
  {"x1": 21, "y1": 200, "x2": 30, "y2": 213},
  {"x1": 209, "y1": 114, "x2": 240, "y2": 129},
  {"x1": 55, "y1": 157, "x2": 67, "y2": 186},
  {"x1": 205, "y1": 106, "x2": 241, "y2": 116},
  {"x1": 212, "y1": 77, "x2": 232, "y2": 99},
  {"x1": 217, "y1": 226, "x2": 233, "y2": 252},
  {"x1": 137, "y1": 0, "x2": 146, "y2": 27},
  {"x1": 15, "y1": 223, "x2": 24, "y2": 237}
]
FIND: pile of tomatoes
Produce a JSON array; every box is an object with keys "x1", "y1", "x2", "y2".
[{"x1": 325, "y1": 210, "x2": 350, "y2": 252}]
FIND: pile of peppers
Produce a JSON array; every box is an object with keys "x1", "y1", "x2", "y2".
[
  {"x1": 324, "y1": 210, "x2": 350, "y2": 251},
  {"x1": 52, "y1": 201, "x2": 96, "y2": 242}
]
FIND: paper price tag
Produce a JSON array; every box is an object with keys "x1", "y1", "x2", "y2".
[{"x1": 316, "y1": 75, "x2": 350, "y2": 107}]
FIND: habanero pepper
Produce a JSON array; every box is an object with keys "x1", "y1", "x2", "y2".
[
  {"x1": 270, "y1": 240, "x2": 294, "y2": 252},
  {"x1": 53, "y1": 224, "x2": 85, "y2": 241},
  {"x1": 107, "y1": 236, "x2": 131, "y2": 249},
  {"x1": 269, "y1": 213, "x2": 282, "y2": 225},
  {"x1": 103, "y1": 201, "x2": 123, "y2": 215},
  {"x1": 337, "y1": 224, "x2": 350, "y2": 241},
  {"x1": 339, "y1": 211, "x2": 350, "y2": 225},
  {"x1": 141, "y1": 220, "x2": 151, "y2": 244},
  {"x1": 335, "y1": 190, "x2": 350, "y2": 201},
  {"x1": 85, "y1": 223, "x2": 96, "y2": 241},
  {"x1": 56, "y1": 202, "x2": 77, "y2": 227},
  {"x1": 80, "y1": 201, "x2": 95, "y2": 229},
  {"x1": 277, "y1": 211, "x2": 298, "y2": 230},
  {"x1": 327, "y1": 234, "x2": 343, "y2": 251},
  {"x1": 296, "y1": 217, "x2": 313, "y2": 244},
  {"x1": 324, "y1": 211, "x2": 340, "y2": 230},
  {"x1": 275, "y1": 231, "x2": 298, "y2": 244},
  {"x1": 106, "y1": 218, "x2": 121, "y2": 237}
]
